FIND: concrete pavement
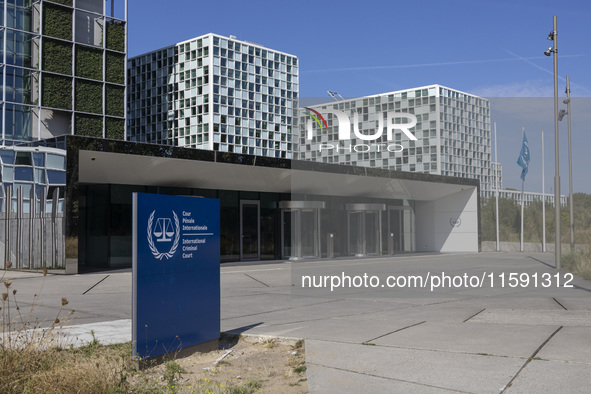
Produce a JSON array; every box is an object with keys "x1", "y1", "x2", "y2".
[{"x1": 2, "y1": 252, "x2": 591, "y2": 393}]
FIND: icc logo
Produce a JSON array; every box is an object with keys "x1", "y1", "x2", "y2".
[{"x1": 147, "y1": 210, "x2": 180, "y2": 260}]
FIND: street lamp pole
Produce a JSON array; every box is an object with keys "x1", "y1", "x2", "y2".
[
  {"x1": 565, "y1": 76, "x2": 574, "y2": 251},
  {"x1": 542, "y1": 129, "x2": 546, "y2": 253},
  {"x1": 544, "y1": 16, "x2": 561, "y2": 270}
]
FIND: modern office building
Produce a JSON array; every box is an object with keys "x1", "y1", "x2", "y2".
[
  {"x1": 14, "y1": 135, "x2": 477, "y2": 272},
  {"x1": 127, "y1": 33, "x2": 298, "y2": 159},
  {"x1": 0, "y1": 145, "x2": 67, "y2": 268},
  {"x1": 1, "y1": 0, "x2": 128, "y2": 143},
  {"x1": 494, "y1": 189, "x2": 567, "y2": 207},
  {"x1": 0, "y1": 0, "x2": 127, "y2": 270},
  {"x1": 297, "y1": 85, "x2": 499, "y2": 194}
]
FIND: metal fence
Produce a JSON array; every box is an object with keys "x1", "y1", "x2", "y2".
[{"x1": 0, "y1": 185, "x2": 65, "y2": 269}]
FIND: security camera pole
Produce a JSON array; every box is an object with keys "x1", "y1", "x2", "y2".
[
  {"x1": 565, "y1": 76, "x2": 574, "y2": 251},
  {"x1": 550, "y1": 16, "x2": 561, "y2": 270}
]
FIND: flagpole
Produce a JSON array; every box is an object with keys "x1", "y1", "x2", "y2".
[
  {"x1": 494, "y1": 122, "x2": 500, "y2": 252},
  {"x1": 542, "y1": 129, "x2": 546, "y2": 253},
  {"x1": 520, "y1": 126, "x2": 525, "y2": 253}
]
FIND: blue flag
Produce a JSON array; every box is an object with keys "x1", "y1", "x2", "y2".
[{"x1": 517, "y1": 132, "x2": 530, "y2": 181}]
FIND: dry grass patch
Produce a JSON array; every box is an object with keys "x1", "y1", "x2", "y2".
[{"x1": 562, "y1": 244, "x2": 591, "y2": 280}]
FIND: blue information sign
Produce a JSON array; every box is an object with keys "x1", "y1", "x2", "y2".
[{"x1": 132, "y1": 193, "x2": 220, "y2": 360}]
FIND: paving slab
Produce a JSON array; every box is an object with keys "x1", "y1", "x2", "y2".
[
  {"x1": 469, "y1": 309, "x2": 591, "y2": 326},
  {"x1": 506, "y1": 359, "x2": 591, "y2": 393},
  {"x1": 306, "y1": 364, "x2": 460, "y2": 394},
  {"x1": 358, "y1": 303, "x2": 486, "y2": 324},
  {"x1": 372, "y1": 321, "x2": 558, "y2": 358},
  {"x1": 224, "y1": 315, "x2": 425, "y2": 344},
  {"x1": 306, "y1": 339, "x2": 524, "y2": 394},
  {"x1": 451, "y1": 296, "x2": 565, "y2": 310},
  {"x1": 536, "y1": 326, "x2": 591, "y2": 364}
]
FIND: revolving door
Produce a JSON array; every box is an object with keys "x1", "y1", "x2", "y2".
[
  {"x1": 346, "y1": 204, "x2": 385, "y2": 256},
  {"x1": 280, "y1": 201, "x2": 324, "y2": 259}
]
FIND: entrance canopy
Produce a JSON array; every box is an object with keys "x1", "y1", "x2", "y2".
[{"x1": 77, "y1": 149, "x2": 476, "y2": 202}]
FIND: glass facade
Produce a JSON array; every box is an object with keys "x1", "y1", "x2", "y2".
[
  {"x1": 127, "y1": 33, "x2": 299, "y2": 159},
  {"x1": 77, "y1": 183, "x2": 415, "y2": 267},
  {"x1": 0, "y1": 0, "x2": 127, "y2": 144},
  {"x1": 0, "y1": 145, "x2": 65, "y2": 213},
  {"x1": 298, "y1": 85, "x2": 498, "y2": 195}
]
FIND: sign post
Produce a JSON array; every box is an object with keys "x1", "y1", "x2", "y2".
[{"x1": 132, "y1": 193, "x2": 220, "y2": 361}]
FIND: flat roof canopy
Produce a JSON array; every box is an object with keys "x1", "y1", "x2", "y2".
[{"x1": 78, "y1": 150, "x2": 477, "y2": 202}]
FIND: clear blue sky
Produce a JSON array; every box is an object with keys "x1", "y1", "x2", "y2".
[{"x1": 126, "y1": 0, "x2": 591, "y2": 193}]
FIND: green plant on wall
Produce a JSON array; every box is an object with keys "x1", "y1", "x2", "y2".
[
  {"x1": 42, "y1": 74, "x2": 72, "y2": 109},
  {"x1": 105, "y1": 51, "x2": 125, "y2": 84},
  {"x1": 49, "y1": 0, "x2": 73, "y2": 5},
  {"x1": 105, "y1": 117, "x2": 125, "y2": 140},
  {"x1": 42, "y1": 39, "x2": 72, "y2": 75},
  {"x1": 75, "y1": 80, "x2": 102, "y2": 114},
  {"x1": 105, "y1": 84, "x2": 124, "y2": 117},
  {"x1": 75, "y1": 45, "x2": 103, "y2": 80},
  {"x1": 75, "y1": 114, "x2": 102, "y2": 138},
  {"x1": 106, "y1": 20, "x2": 125, "y2": 52},
  {"x1": 43, "y1": 3, "x2": 72, "y2": 40}
]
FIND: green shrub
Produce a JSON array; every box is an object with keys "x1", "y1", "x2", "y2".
[
  {"x1": 75, "y1": 45, "x2": 103, "y2": 80},
  {"x1": 105, "y1": 84, "x2": 124, "y2": 117},
  {"x1": 75, "y1": 114, "x2": 103, "y2": 138},
  {"x1": 105, "y1": 20, "x2": 125, "y2": 52},
  {"x1": 43, "y1": 39, "x2": 72, "y2": 75},
  {"x1": 42, "y1": 74, "x2": 72, "y2": 109},
  {"x1": 105, "y1": 51, "x2": 125, "y2": 84},
  {"x1": 105, "y1": 117, "x2": 125, "y2": 140},
  {"x1": 75, "y1": 80, "x2": 102, "y2": 114},
  {"x1": 43, "y1": 3, "x2": 72, "y2": 40}
]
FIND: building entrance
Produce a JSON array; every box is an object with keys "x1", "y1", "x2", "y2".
[
  {"x1": 280, "y1": 201, "x2": 324, "y2": 259},
  {"x1": 387, "y1": 206, "x2": 414, "y2": 253},
  {"x1": 346, "y1": 204, "x2": 384, "y2": 256},
  {"x1": 240, "y1": 200, "x2": 260, "y2": 260}
]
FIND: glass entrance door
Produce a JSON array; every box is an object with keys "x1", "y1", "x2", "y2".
[
  {"x1": 280, "y1": 202, "x2": 322, "y2": 259},
  {"x1": 240, "y1": 200, "x2": 260, "y2": 260},
  {"x1": 388, "y1": 207, "x2": 414, "y2": 253},
  {"x1": 365, "y1": 210, "x2": 381, "y2": 255},
  {"x1": 300, "y1": 209, "x2": 318, "y2": 258},
  {"x1": 348, "y1": 211, "x2": 364, "y2": 256},
  {"x1": 388, "y1": 209, "x2": 402, "y2": 253},
  {"x1": 347, "y1": 210, "x2": 382, "y2": 256},
  {"x1": 282, "y1": 209, "x2": 294, "y2": 258}
]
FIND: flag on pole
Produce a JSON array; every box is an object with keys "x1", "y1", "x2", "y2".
[{"x1": 517, "y1": 132, "x2": 530, "y2": 180}]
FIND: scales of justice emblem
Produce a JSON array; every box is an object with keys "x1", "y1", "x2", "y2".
[{"x1": 147, "y1": 210, "x2": 180, "y2": 260}]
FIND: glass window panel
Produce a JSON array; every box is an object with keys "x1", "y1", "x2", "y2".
[
  {"x1": 6, "y1": 0, "x2": 33, "y2": 32},
  {"x1": 47, "y1": 170, "x2": 66, "y2": 185},
  {"x1": 6, "y1": 30, "x2": 34, "y2": 67},
  {"x1": 75, "y1": 10, "x2": 104, "y2": 47},
  {"x1": 34, "y1": 168, "x2": 45, "y2": 183},
  {"x1": 46, "y1": 153, "x2": 66, "y2": 169},
  {"x1": 14, "y1": 183, "x2": 32, "y2": 197},
  {"x1": 76, "y1": 0, "x2": 103, "y2": 13},
  {"x1": 5, "y1": 67, "x2": 36, "y2": 104},
  {"x1": 0, "y1": 150, "x2": 15, "y2": 165},
  {"x1": 14, "y1": 166, "x2": 33, "y2": 181},
  {"x1": 15, "y1": 151, "x2": 32, "y2": 165},
  {"x1": 2, "y1": 166, "x2": 14, "y2": 182},
  {"x1": 0, "y1": 30, "x2": 4, "y2": 64},
  {"x1": 33, "y1": 152, "x2": 44, "y2": 167}
]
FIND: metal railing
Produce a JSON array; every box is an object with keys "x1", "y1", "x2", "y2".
[{"x1": 1, "y1": 185, "x2": 64, "y2": 269}]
